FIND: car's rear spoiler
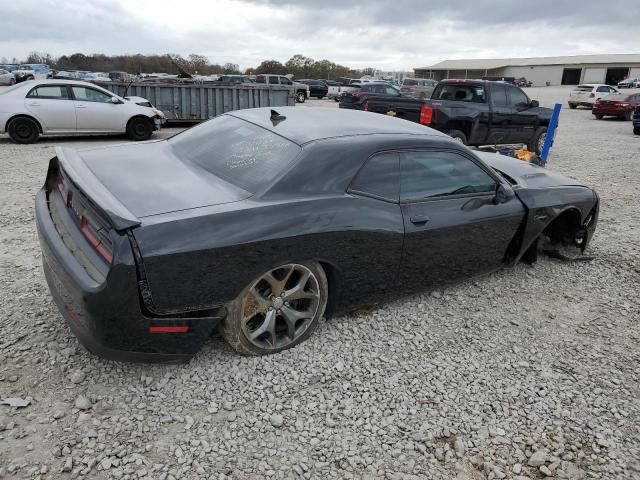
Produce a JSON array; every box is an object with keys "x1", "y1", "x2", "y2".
[{"x1": 54, "y1": 147, "x2": 141, "y2": 232}]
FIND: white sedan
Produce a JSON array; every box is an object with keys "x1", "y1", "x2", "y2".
[
  {"x1": 0, "y1": 80, "x2": 164, "y2": 144},
  {"x1": 0, "y1": 68, "x2": 15, "y2": 85}
]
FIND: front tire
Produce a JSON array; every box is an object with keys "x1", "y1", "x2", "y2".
[
  {"x1": 569, "y1": 102, "x2": 577, "y2": 109},
  {"x1": 445, "y1": 129, "x2": 467, "y2": 144},
  {"x1": 595, "y1": 114, "x2": 604, "y2": 120},
  {"x1": 296, "y1": 92, "x2": 307, "y2": 103},
  {"x1": 634, "y1": 126, "x2": 640, "y2": 135},
  {"x1": 221, "y1": 262, "x2": 328, "y2": 355},
  {"x1": 9, "y1": 77, "x2": 15, "y2": 85},
  {"x1": 529, "y1": 127, "x2": 548, "y2": 155},
  {"x1": 126, "y1": 117, "x2": 153, "y2": 141},
  {"x1": 8, "y1": 117, "x2": 40, "y2": 144}
]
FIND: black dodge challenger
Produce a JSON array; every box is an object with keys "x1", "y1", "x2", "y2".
[{"x1": 35, "y1": 107, "x2": 598, "y2": 362}]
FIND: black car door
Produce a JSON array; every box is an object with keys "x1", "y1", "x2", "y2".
[
  {"x1": 506, "y1": 85, "x2": 537, "y2": 143},
  {"x1": 487, "y1": 83, "x2": 512, "y2": 145},
  {"x1": 397, "y1": 149, "x2": 525, "y2": 291}
]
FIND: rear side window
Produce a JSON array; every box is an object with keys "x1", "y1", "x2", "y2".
[
  {"x1": 27, "y1": 86, "x2": 68, "y2": 99},
  {"x1": 433, "y1": 84, "x2": 486, "y2": 103},
  {"x1": 596, "y1": 86, "x2": 609, "y2": 92},
  {"x1": 490, "y1": 84, "x2": 508, "y2": 107},
  {"x1": 169, "y1": 115, "x2": 301, "y2": 194},
  {"x1": 349, "y1": 152, "x2": 399, "y2": 202}
]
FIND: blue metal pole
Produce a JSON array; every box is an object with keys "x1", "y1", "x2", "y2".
[{"x1": 540, "y1": 103, "x2": 562, "y2": 165}]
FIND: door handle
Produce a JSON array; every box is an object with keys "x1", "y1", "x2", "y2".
[
  {"x1": 410, "y1": 214, "x2": 430, "y2": 225},
  {"x1": 28, "y1": 102, "x2": 40, "y2": 106},
  {"x1": 75, "y1": 105, "x2": 87, "y2": 109}
]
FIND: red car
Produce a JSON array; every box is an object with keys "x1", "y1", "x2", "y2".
[{"x1": 592, "y1": 93, "x2": 640, "y2": 120}]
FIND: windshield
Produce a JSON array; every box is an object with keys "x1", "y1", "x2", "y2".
[{"x1": 169, "y1": 115, "x2": 301, "y2": 193}]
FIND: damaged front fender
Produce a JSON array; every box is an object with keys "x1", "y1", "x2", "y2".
[{"x1": 508, "y1": 186, "x2": 599, "y2": 265}]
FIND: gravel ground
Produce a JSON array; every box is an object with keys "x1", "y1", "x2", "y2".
[{"x1": 1, "y1": 86, "x2": 639, "y2": 480}]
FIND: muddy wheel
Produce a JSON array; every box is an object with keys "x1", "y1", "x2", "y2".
[
  {"x1": 222, "y1": 262, "x2": 328, "y2": 355},
  {"x1": 445, "y1": 129, "x2": 467, "y2": 144},
  {"x1": 528, "y1": 127, "x2": 548, "y2": 155}
]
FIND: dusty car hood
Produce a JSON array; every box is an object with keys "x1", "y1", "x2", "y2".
[
  {"x1": 78, "y1": 141, "x2": 251, "y2": 218},
  {"x1": 477, "y1": 151, "x2": 587, "y2": 189}
]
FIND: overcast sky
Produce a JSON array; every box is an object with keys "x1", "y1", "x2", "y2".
[{"x1": 1, "y1": 0, "x2": 639, "y2": 70}]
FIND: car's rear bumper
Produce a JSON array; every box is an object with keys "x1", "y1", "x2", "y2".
[
  {"x1": 569, "y1": 100, "x2": 594, "y2": 107},
  {"x1": 592, "y1": 107, "x2": 631, "y2": 116},
  {"x1": 35, "y1": 188, "x2": 221, "y2": 363}
]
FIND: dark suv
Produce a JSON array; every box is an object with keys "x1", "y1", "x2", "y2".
[{"x1": 297, "y1": 79, "x2": 329, "y2": 99}]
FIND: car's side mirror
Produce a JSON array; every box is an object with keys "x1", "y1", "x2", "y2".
[
  {"x1": 493, "y1": 183, "x2": 515, "y2": 204},
  {"x1": 529, "y1": 100, "x2": 539, "y2": 108},
  {"x1": 111, "y1": 97, "x2": 123, "y2": 104}
]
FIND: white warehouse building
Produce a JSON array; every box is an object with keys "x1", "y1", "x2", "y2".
[{"x1": 414, "y1": 54, "x2": 640, "y2": 86}]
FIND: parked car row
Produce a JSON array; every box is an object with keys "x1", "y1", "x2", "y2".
[{"x1": 566, "y1": 83, "x2": 640, "y2": 135}]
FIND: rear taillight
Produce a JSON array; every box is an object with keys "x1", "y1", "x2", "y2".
[
  {"x1": 80, "y1": 216, "x2": 113, "y2": 263},
  {"x1": 363, "y1": 101, "x2": 369, "y2": 111},
  {"x1": 419, "y1": 104, "x2": 433, "y2": 125},
  {"x1": 56, "y1": 175, "x2": 68, "y2": 204}
]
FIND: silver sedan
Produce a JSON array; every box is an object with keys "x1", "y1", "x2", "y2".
[{"x1": 0, "y1": 69, "x2": 16, "y2": 86}]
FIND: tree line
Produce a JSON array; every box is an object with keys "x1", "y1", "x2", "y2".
[{"x1": 7, "y1": 52, "x2": 370, "y2": 80}]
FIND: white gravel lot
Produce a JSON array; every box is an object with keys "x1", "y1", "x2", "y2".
[{"x1": 0, "y1": 86, "x2": 639, "y2": 480}]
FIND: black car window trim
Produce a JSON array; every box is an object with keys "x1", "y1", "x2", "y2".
[
  {"x1": 346, "y1": 151, "x2": 401, "y2": 204},
  {"x1": 26, "y1": 84, "x2": 71, "y2": 100},
  {"x1": 396, "y1": 147, "x2": 501, "y2": 205}
]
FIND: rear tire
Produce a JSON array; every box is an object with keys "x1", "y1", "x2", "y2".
[
  {"x1": 634, "y1": 126, "x2": 640, "y2": 135},
  {"x1": 126, "y1": 117, "x2": 153, "y2": 141},
  {"x1": 445, "y1": 129, "x2": 467, "y2": 144},
  {"x1": 9, "y1": 77, "x2": 15, "y2": 85},
  {"x1": 595, "y1": 114, "x2": 604, "y2": 120},
  {"x1": 8, "y1": 117, "x2": 40, "y2": 144},
  {"x1": 221, "y1": 262, "x2": 328, "y2": 355},
  {"x1": 528, "y1": 127, "x2": 548, "y2": 155},
  {"x1": 569, "y1": 102, "x2": 577, "y2": 109},
  {"x1": 625, "y1": 111, "x2": 632, "y2": 121}
]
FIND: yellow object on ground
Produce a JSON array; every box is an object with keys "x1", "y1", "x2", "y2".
[{"x1": 514, "y1": 149, "x2": 537, "y2": 162}]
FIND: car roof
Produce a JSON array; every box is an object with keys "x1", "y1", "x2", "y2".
[{"x1": 228, "y1": 107, "x2": 445, "y2": 145}]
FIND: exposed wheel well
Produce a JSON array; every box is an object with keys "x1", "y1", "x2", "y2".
[
  {"x1": 543, "y1": 208, "x2": 582, "y2": 245},
  {"x1": 318, "y1": 261, "x2": 340, "y2": 318},
  {"x1": 6, "y1": 114, "x2": 43, "y2": 133}
]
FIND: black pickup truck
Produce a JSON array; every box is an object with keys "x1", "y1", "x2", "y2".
[{"x1": 363, "y1": 79, "x2": 552, "y2": 153}]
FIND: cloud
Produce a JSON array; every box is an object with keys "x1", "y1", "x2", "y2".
[{"x1": 0, "y1": 0, "x2": 638, "y2": 70}]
